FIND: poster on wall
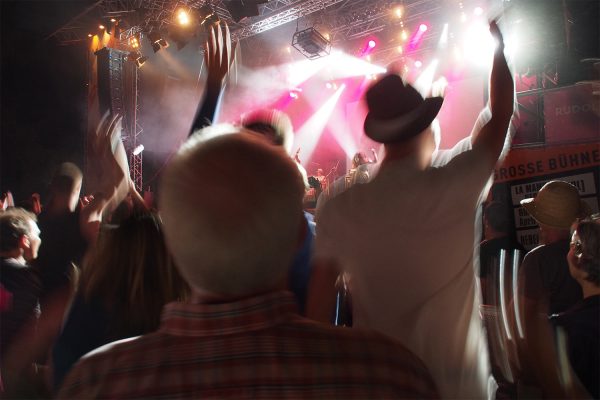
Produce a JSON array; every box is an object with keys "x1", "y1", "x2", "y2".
[{"x1": 492, "y1": 142, "x2": 600, "y2": 250}]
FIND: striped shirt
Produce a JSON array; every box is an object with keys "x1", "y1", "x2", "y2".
[{"x1": 58, "y1": 291, "x2": 437, "y2": 399}]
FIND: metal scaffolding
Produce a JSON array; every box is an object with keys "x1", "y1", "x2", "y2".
[{"x1": 129, "y1": 65, "x2": 144, "y2": 192}]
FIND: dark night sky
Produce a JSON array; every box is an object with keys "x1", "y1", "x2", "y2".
[{"x1": 1, "y1": 1, "x2": 90, "y2": 201}]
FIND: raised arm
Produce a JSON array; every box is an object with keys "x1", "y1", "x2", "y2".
[
  {"x1": 471, "y1": 21, "x2": 514, "y2": 169},
  {"x1": 80, "y1": 113, "x2": 129, "y2": 242},
  {"x1": 189, "y1": 23, "x2": 235, "y2": 136}
]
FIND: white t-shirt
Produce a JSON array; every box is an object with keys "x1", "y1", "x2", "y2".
[{"x1": 316, "y1": 148, "x2": 494, "y2": 399}]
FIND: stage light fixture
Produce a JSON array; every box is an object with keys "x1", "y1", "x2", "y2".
[
  {"x1": 154, "y1": 38, "x2": 169, "y2": 52},
  {"x1": 176, "y1": 9, "x2": 191, "y2": 26},
  {"x1": 132, "y1": 144, "x2": 145, "y2": 155},
  {"x1": 415, "y1": 60, "x2": 422, "y2": 68},
  {"x1": 419, "y1": 24, "x2": 428, "y2": 32},
  {"x1": 474, "y1": 7, "x2": 483, "y2": 16},
  {"x1": 135, "y1": 56, "x2": 148, "y2": 68},
  {"x1": 148, "y1": 32, "x2": 169, "y2": 53},
  {"x1": 128, "y1": 51, "x2": 147, "y2": 68},
  {"x1": 397, "y1": 45, "x2": 403, "y2": 54},
  {"x1": 368, "y1": 40, "x2": 376, "y2": 48},
  {"x1": 401, "y1": 29, "x2": 408, "y2": 41},
  {"x1": 223, "y1": 0, "x2": 268, "y2": 23},
  {"x1": 88, "y1": 33, "x2": 93, "y2": 38},
  {"x1": 292, "y1": 27, "x2": 331, "y2": 60},
  {"x1": 198, "y1": 4, "x2": 219, "y2": 26},
  {"x1": 129, "y1": 36, "x2": 140, "y2": 49},
  {"x1": 394, "y1": 6, "x2": 404, "y2": 18},
  {"x1": 110, "y1": 18, "x2": 117, "y2": 23}
]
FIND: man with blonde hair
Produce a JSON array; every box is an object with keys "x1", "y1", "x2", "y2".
[{"x1": 58, "y1": 128, "x2": 438, "y2": 399}]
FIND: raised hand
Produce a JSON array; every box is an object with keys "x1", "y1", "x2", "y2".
[
  {"x1": 204, "y1": 22, "x2": 236, "y2": 90},
  {"x1": 489, "y1": 20, "x2": 504, "y2": 51},
  {"x1": 87, "y1": 112, "x2": 128, "y2": 202},
  {"x1": 190, "y1": 23, "x2": 237, "y2": 135}
]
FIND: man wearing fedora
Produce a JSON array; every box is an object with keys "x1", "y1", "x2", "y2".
[
  {"x1": 308, "y1": 21, "x2": 514, "y2": 399},
  {"x1": 518, "y1": 181, "x2": 589, "y2": 320}
]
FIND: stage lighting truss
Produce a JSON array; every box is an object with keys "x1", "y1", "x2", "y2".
[{"x1": 292, "y1": 27, "x2": 331, "y2": 60}]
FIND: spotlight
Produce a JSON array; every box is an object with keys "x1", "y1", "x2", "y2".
[
  {"x1": 128, "y1": 51, "x2": 147, "y2": 68},
  {"x1": 132, "y1": 144, "x2": 145, "y2": 155},
  {"x1": 110, "y1": 18, "x2": 117, "y2": 23},
  {"x1": 88, "y1": 33, "x2": 93, "y2": 38},
  {"x1": 400, "y1": 29, "x2": 408, "y2": 41},
  {"x1": 460, "y1": 12, "x2": 467, "y2": 22},
  {"x1": 223, "y1": 0, "x2": 266, "y2": 23},
  {"x1": 292, "y1": 27, "x2": 331, "y2": 60},
  {"x1": 474, "y1": 7, "x2": 483, "y2": 16},
  {"x1": 394, "y1": 6, "x2": 404, "y2": 18},
  {"x1": 135, "y1": 56, "x2": 148, "y2": 68},
  {"x1": 289, "y1": 91, "x2": 299, "y2": 99},
  {"x1": 415, "y1": 60, "x2": 422, "y2": 68},
  {"x1": 148, "y1": 32, "x2": 169, "y2": 53},
  {"x1": 368, "y1": 40, "x2": 376, "y2": 48},
  {"x1": 151, "y1": 38, "x2": 169, "y2": 53},
  {"x1": 176, "y1": 9, "x2": 191, "y2": 26},
  {"x1": 419, "y1": 24, "x2": 428, "y2": 32},
  {"x1": 129, "y1": 36, "x2": 140, "y2": 49},
  {"x1": 397, "y1": 45, "x2": 403, "y2": 54},
  {"x1": 198, "y1": 4, "x2": 219, "y2": 26},
  {"x1": 325, "y1": 82, "x2": 332, "y2": 89}
]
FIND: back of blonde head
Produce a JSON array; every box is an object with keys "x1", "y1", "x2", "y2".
[{"x1": 160, "y1": 128, "x2": 305, "y2": 297}]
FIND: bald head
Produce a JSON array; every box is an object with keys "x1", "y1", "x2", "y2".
[{"x1": 160, "y1": 128, "x2": 305, "y2": 298}]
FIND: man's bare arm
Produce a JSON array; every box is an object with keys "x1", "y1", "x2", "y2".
[{"x1": 471, "y1": 21, "x2": 515, "y2": 169}]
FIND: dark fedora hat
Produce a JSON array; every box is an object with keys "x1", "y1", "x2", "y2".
[{"x1": 364, "y1": 74, "x2": 443, "y2": 144}]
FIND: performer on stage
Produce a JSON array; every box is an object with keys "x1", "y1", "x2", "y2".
[{"x1": 347, "y1": 148, "x2": 378, "y2": 187}]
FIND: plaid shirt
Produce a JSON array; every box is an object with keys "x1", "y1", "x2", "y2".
[{"x1": 58, "y1": 291, "x2": 437, "y2": 399}]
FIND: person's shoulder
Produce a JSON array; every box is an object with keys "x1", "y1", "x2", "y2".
[
  {"x1": 57, "y1": 332, "x2": 164, "y2": 395},
  {"x1": 523, "y1": 243, "x2": 546, "y2": 258},
  {"x1": 0, "y1": 260, "x2": 39, "y2": 286},
  {"x1": 526, "y1": 240, "x2": 568, "y2": 259},
  {"x1": 293, "y1": 317, "x2": 429, "y2": 366}
]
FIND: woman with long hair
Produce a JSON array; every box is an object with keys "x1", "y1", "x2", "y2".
[{"x1": 52, "y1": 209, "x2": 188, "y2": 391}]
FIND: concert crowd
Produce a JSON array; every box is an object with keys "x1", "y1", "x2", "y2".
[{"x1": 1, "y1": 20, "x2": 599, "y2": 400}]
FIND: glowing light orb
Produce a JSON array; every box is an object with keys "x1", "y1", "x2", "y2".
[{"x1": 177, "y1": 9, "x2": 190, "y2": 26}]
